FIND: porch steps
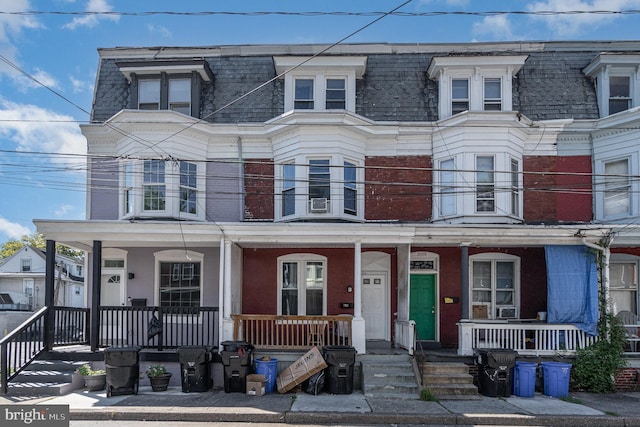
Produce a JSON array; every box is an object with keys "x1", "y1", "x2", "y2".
[
  {"x1": 7, "y1": 360, "x2": 85, "y2": 396},
  {"x1": 420, "y1": 362, "x2": 479, "y2": 400},
  {"x1": 360, "y1": 353, "x2": 420, "y2": 399}
]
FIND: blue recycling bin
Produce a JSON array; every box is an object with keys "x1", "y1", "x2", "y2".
[
  {"x1": 255, "y1": 357, "x2": 278, "y2": 393},
  {"x1": 541, "y1": 362, "x2": 572, "y2": 398},
  {"x1": 513, "y1": 361, "x2": 537, "y2": 397}
]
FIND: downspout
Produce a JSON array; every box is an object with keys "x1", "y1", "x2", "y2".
[
  {"x1": 218, "y1": 236, "x2": 225, "y2": 348},
  {"x1": 238, "y1": 137, "x2": 244, "y2": 220}
]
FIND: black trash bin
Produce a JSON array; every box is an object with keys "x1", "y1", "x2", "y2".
[
  {"x1": 220, "y1": 341, "x2": 254, "y2": 393},
  {"x1": 476, "y1": 349, "x2": 517, "y2": 397},
  {"x1": 178, "y1": 346, "x2": 211, "y2": 392},
  {"x1": 322, "y1": 345, "x2": 356, "y2": 394},
  {"x1": 104, "y1": 346, "x2": 140, "y2": 397}
]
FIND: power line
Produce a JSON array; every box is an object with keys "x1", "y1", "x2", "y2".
[{"x1": 3, "y1": 10, "x2": 640, "y2": 17}]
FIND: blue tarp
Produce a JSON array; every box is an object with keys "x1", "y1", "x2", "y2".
[{"x1": 544, "y1": 245, "x2": 599, "y2": 336}]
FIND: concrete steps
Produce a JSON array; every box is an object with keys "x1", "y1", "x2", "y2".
[
  {"x1": 8, "y1": 359, "x2": 85, "y2": 396},
  {"x1": 420, "y1": 362, "x2": 479, "y2": 399},
  {"x1": 360, "y1": 354, "x2": 420, "y2": 399}
]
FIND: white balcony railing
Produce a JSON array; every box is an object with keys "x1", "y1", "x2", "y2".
[{"x1": 458, "y1": 320, "x2": 598, "y2": 356}]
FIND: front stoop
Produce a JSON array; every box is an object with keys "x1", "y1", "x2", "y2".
[
  {"x1": 421, "y1": 362, "x2": 480, "y2": 400},
  {"x1": 8, "y1": 360, "x2": 86, "y2": 396},
  {"x1": 360, "y1": 354, "x2": 420, "y2": 399}
]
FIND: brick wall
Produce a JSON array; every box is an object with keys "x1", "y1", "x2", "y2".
[
  {"x1": 615, "y1": 368, "x2": 640, "y2": 391},
  {"x1": 244, "y1": 159, "x2": 274, "y2": 220},
  {"x1": 365, "y1": 155, "x2": 432, "y2": 221}
]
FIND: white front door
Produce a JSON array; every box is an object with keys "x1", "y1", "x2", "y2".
[
  {"x1": 362, "y1": 273, "x2": 388, "y2": 340},
  {"x1": 101, "y1": 272, "x2": 125, "y2": 306}
]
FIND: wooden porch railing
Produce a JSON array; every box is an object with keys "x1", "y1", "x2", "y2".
[
  {"x1": 458, "y1": 320, "x2": 599, "y2": 356},
  {"x1": 394, "y1": 319, "x2": 415, "y2": 356},
  {"x1": 231, "y1": 314, "x2": 352, "y2": 350},
  {"x1": 99, "y1": 306, "x2": 219, "y2": 350}
]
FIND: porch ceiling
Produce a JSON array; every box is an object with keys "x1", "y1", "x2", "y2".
[{"x1": 34, "y1": 219, "x2": 612, "y2": 252}]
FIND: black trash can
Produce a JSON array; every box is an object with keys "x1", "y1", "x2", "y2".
[
  {"x1": 178, "y1": 346, "x2": 211, "y2": 392},
  {"x1": 322, "y1": 345, "x2": 356, "y2": 394},
  {"x1": 104, "y1": 346, "x2": 140, "y2": 397},
  {"x1": 476, "y1": 349, "x2": 517, "y2": 397},
  {"x1": 220, "y1": 341, "x2": 254, "y2": 393}
]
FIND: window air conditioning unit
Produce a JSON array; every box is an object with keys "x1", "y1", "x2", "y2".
[
  {"x1": 498, "y1": 306, "x2": 518, "y2": 319},
  {"x1": 310, "y1": 198, "x2": 328, "y2": 213}
]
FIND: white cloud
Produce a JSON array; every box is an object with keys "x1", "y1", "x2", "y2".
[
  {"x1": 0, "y1": 0, "x2": 42, "y2": 69},
  {"x1": 147, "y1": 23, "x2": 172, "y2": 38},
  {"x1": 472, "y1": 15, "x2": 517, "y2": 40},
  {"x1": 0, "y1": 217, "x2": 32, "y2": 240},
  {"x1": 527, "y1": 0, "x2": 640, "y2": 36},
  {"x1": 63, "y1": 0, "x2": 119, "y2": 30},
  {"x1": 0, "y1": 98, "x2": 86, "y2": 168},
  {"x1": 53, "y1": 204, "x2": 74, "y2": 217},
  {"x1": 69, "y1": 75, "x2": 91, "y2": 94}
]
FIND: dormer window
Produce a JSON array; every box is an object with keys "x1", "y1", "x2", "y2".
[
  {"x1": 584, "y1": 53, "x2": 640, "y2": 117},
  {"x1": 117, "y1": 60, "x2": 212, "y2": 118},
  {"x1": 427, "y1": 55, "x2": 527, "y2": 119},
  {"x1": 274, "y1": 56, "x2": 366, "y2": 113}
]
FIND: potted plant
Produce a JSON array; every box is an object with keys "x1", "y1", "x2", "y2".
[
  {"x1": 147, "y1": 364, "x2": 172, "y2": 391},
  {"x1": 77, "y1": 363, "x2": 106, "y2": 391}
]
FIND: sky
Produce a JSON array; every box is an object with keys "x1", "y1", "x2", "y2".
[{"x1": 1, "y1": 0, "x2": 640, "y2": 245}]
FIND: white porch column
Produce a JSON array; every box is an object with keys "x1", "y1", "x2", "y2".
[
  {"x1": 352, "y1": 241, "x2": 366, "y2": 354},
  {"x1": 220, "y1": 238, "x2": 234, "y2": 343}
]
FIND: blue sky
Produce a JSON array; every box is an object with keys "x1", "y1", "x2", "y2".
[{"x1": 1, "y1": 0, "x2": 640, "y2": 244}]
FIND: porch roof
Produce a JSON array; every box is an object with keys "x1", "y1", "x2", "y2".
[{"x1": 34, "y1": 219, "x2": 613, "y2": 252}]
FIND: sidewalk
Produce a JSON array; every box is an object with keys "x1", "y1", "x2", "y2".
[{"x1": 3, "y1": 386, "x2": 640, "y2": 426}]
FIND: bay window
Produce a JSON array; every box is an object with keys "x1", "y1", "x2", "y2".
[
  {"x1": 282, "y1": 163, "x2": 296, "y2": 217},
  {"x1": 476, "y1": 156, "x2": 495, "y2": 213},
  {"x1": 344, "y1": 161, "x2": 357, "y2": 215},
  {"x1": 143, "y1": 160, "x2": 165, "y2": 211},
  {"x1": 439, "y1": 158, "x2": 456, "y2": 217},
  {"x1": 604, "y1": 158, "x2": 631, "y2": 218}
]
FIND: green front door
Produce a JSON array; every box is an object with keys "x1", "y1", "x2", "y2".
[{"x1": 409, "y1": 274, "x2": 436, "y2": 341}]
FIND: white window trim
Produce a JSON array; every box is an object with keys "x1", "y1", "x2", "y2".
[
  {"x1": 595, "y1": 155, "x2": 635, "y2": 221},
  {"x1": 609, "y1": 254, "x2": 640, "y2": 315},
  {"x1": 469, "y1": 253, "x2": 520, "y2": 320},
  {"x1": 427, "y1": 55, "x2": 527, "y2": 119},
  {"x1": 154, "y1": 249, "x2": 204, "y2": 309},
  {"x1": 437, "y1": 158, "x2": 457, "y2": 218},
  {"x1": 274, "y1": 56, "x2": 366, "y2": 113},
  {"x1": 584, "y1": 54, "x2": 640, "y2": 117},
  {"x1": 274, "y1": 155, "x2": 364, "y2": 221},
  {"x1": 120, "y1": 159, "x2": 206, "y2": 221},
  {"x1": 277, "y1": 253, "x2": 327, "y2": 316}
]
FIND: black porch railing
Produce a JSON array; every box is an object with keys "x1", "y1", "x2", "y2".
[
  {"x1": 98, "y1": 306, "x2": 219, "y2": 351},
  {"x1": 1, "y1": 306, "x2": 89, "y2": 394}
]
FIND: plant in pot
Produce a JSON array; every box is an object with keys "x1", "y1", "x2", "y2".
[
  {"x1": 147, "y1": 364, "x2": 172, "y2": 391},
  {"x1": 77, "y1": 363, "x2": 106, "y2": 391}
]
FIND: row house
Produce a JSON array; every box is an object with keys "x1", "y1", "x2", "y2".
[{"x1": 33, "y1": 41, "x2": 640, "y2": 358}]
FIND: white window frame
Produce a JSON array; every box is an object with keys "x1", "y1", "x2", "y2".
[
  {"x1": 21, "y1": 258, "x2": 32, "y2": 272},
  {"x1": 179, "y1": 161, "x2": 198, "y2": 215},
  {"x1": 169, "y1": 78, "x2": 191, "y2": 114},
  {"x1": 610, "y1": 254, "x2": 639, "y2": 315},
  {"x1": 274, "y1": 56, "x2": 366, "y2": 113},
  {"x1": 469, "y1": 253, "x2": 520, "y2": 320},
  {"x1": 584, "y1": 54, "x2": 640, "y2": 118},
  {"x1": 604, "y1": 158, "x2": 631, "y2": 219},
  {"x1": 138, "y1": 79, "x2": 160, "y2": 110},
  {"x1": 274, "y1": 155, "x2": 364, "y2": 221},
  {"x1": 121, "y1": 159, "x2": 205, "y2": 220},
  {"x1": 476, "y1": 155, "x2": 496, "y2": 213},
  {"x1": 326, "y1": 78, "x2": 346, "y2": 109},
  {"x1": 154, "y1": 249, "x2": 204, "y2": 309},
  {"x1": 277, "y1": 254, "x2": 327, "y2": 316},
  {"x1": 438, "y1": 158, "x2": 457, "y2": 217},
  {"x1": 451, "y1": 78, "x2": 470, "y2": 115},
  {"x1": 510, "y1": 158, "x2": 520, "y2": 217},
  {"x1": 427, "y1": 55, "x2": 527, "y2": 119},
  {"x1": 484, "y1": 77, "x2": 502, "y2": 111},
  {"x1": 343, "y1": 161, "x2": 357, "y2": 216}
]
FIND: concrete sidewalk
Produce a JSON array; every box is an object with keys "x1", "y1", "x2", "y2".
[{"x1": 2, "y1": 386, "x2": 639, "y2": 426}]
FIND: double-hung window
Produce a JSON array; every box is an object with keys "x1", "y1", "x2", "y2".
[
  {"x1": 439, "y1": 158, "x2": 456, "y2": 216},
  {"x1": 21, "y1": 259, "x2": 31, "y2": 272},
  {"x1": 309, "y1": 159, "x2": 331, "y2": 210},
  {"x1": 169, "y1": 78, "x2": 191, "y2": 114},
  {"x1": 138, "y1": 80, "x2": 160, "y2": 110},
  {"x1": 484, "y1": 78, "x2": 502, "y2": 111},
  {"x1": 143, "y1": 160, "x2": 166, "y2": 211},
  {"x1": 343, "y1": 161, "x2": 357, "y2": 215},
  {"x1": 124, "y1": 162, "x2": 134, "y2": 215},
  {"x1": 179, "y1": 161, "x2": 197, "y2": 215},
  {"x1": 476, "y1": 156, "x2": 495, "y2": 213},
  {"x1": 610, "y1": 260, "x2": 638, "y2": 314},
  {"x1": 279, "y1": 255, "x2": 326, "y2": 315},
  {"x1": 294, "y1": 79, "x2": 314, "y2": 109},
  {"x1": 451, "y1": 79, "x2": 469, "y2": 114},
  {"x1": 610, "y1": 76, "x2": 632, "y2": 115},
  {"x1": 471, "y1": 254, "x2": 519, "y2": 319},
  {"x1": 282, "y1": 163, "x2": 296, "y2": 217},
  {"x1": 604, "y1": 158, "x2": 631, "y2": 218},
  {"x1": 326, "y1": 79, "x2": 346, "y2": 109},
  {"x1": 510, "y1": 159, "x2": 520, "y2": 216}
]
